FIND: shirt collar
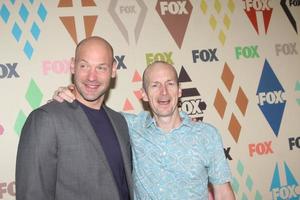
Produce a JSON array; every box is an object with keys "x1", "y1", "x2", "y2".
[{"x1": 145, "y1": 111, "x2": 193, "y2": 129}]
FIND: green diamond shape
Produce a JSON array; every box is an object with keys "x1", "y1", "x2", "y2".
[
  {"x1": 232, "y1": 177, "x2": 239, "y2": 193},
  {"x1": 246, "y1": 175, "x2": 253, "y2": 191},
  {"x1": 254, "y1": 191, "x2": 263, "y2": 200},
  {"x1": 25, "y1": 79, "x2": 43, "y2": 109},
  {"x1": 241, "y1": 193, "x2": 248, "y2": 200},
  {"x1": 295, "y1": 80, "x2": 300, "y2": 91},
  {"x1": 237, "y1": 160, "x2": 244, "y2": 176},
  {"x1": 14, "y1": 110, "x2": 27, "y2": 135}
]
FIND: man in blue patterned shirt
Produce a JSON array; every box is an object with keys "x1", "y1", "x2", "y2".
[
  {"x1": 54, "y1": 61, "x2": 235, "y2": 200},
  {"x1": 123, "y1": 61, "x2": 235, "y2": 200}
]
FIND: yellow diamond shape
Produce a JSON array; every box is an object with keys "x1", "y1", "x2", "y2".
[
  {"x1": 227, "y1": 0, "x2": 235, "y2": 13},
  {"x1": 223, "y1": 14, "x2": 231, "y2": 29},
  {"x1": 219, "y1": 30, "x2": 226, "y2": 45},
  {"x1": 200, "y1": 0, "x2": 208, "y2": 14},
  {"x1": 214, "y1": 0, "x2": 222, "y2": 14},
  {"x1": 209, "y1": 15, "x2": 217, "y2": 30}
]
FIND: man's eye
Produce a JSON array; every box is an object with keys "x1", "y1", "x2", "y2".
[{"x1": 97, "y1": 65, "x2": 108, "y2": 71}]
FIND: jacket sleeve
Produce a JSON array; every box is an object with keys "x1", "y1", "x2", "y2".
[{"x1": 16, "y1": 108, "x2": 57, "y2": 200}]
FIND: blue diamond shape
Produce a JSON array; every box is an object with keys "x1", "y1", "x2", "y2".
[
  {"x1": 19, "y1": 4, "x2": 29, "y2": 22},
  {"x1": 31, "y1": 22, "x2": 40, "y2": 40},
  {"x1": 24, "y1": 41, "x2": 33, "y2": 59},
  {"x1": 37, "y1": 3, "x2": 47, "y2": 22},
  {"x1": 29, "y1": 0, "x2": 34, "y2": 4},
  {"x1": 0, "y1": 4, "x2": 10, "y2": 23},
  {"x1": 12, "y1": 22, "x2": 22, "y2": 41}
]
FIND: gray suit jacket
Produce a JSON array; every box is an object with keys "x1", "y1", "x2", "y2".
[{"x1": 16, "y1": 101, "x2": 133, "y2": 200}]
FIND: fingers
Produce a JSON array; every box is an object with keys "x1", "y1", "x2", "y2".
[{"x1": 52, "y1": 86, "x2": 75, "y2": 103}]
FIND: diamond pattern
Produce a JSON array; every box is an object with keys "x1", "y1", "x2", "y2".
[
  {"x1": 236, "y1": 87, "x2": 248, "y2": 116},
  {"x1": 19, "y1": 3, "x2": 29, "y2": 22},
  {"x1": 14, "y1": 110, "x2": 27, "y2": 135},
  {"x1": 214, "y1": 0, "x2": 221, "y2": 13},
  {"x1": 232, "y1": 177, "x2": 239, "y2": 193},
  {"x1": 214, "y1": 89, "x2": 227, "y2": 119},
  {"x1": 200, "y1": 0, "x2": 207, "y2": 14},
  {"x1": 12, "y1": 22, "x2": 22, "y2": 41},
  {"x1": 218, "y1": 30, "x2": 226, "y2": 45},
  {"x1": 201, "y1": 0, "x2": 235, "y2": 46},
  {"x1": 31, "y1": 22, "x2": 40, "y2": 40},
  {"x1": 228, "y1": 113, "x2": 241, "y2": 142},
  {"x1": 23, "y1": 41, "x2": 33, "y2": 59},
  {"x1": 227, "y1": 0, "x2": 235, "y2": 13},
  {"x1": 246, "y1": 175, "x2": 253, "y2": 191},
  {"x1": 38, "y1": 3, "x2": 47, "y2": 22},
  {"x1": 223, "y1": 14, "x2": 230, "y2": 29},
  {"x1": 237, "y1": 160, "x2": 244, "y2": 176},
  {"x1": 0, "y1": 4, "x2": 10, "y2": 23},
  {"x1": 221, "y1": 63, "x2": 234, "y2": 92},
  {"x1": 25, "y1": 79, "x2": 43, "y2": 109},
  {"x1": 209, "y1": 15, "x2": 217, "y2": 30},
  {"x1": 254, "y1": 191, "x2": 262, "y2": 200}
]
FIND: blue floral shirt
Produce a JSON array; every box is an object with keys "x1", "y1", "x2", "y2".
[{"x1": 123, "y1": 111, "x2": 232, "y2": 200}]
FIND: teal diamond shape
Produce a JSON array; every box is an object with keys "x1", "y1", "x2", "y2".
[
  {"x1": 12, "y1": 22, "x2": 22, "y2": 41},
  {"x1": 254, "y1": 191, "x2": 263, "y2": 200},
  {"x1": 37, "y1": 3, "x2": 47, "y2": 22},
  {"x1": 237, "y1": 160, "x2": 244, "y2": 176},
  {"x1": 25, "y1": 79, "x2": 43, "y2": 109},
  {"x1": 0, "y1": 4, "x2": 10, "y2": 23},
  {"x1": 295, "y1": 81, "x2": 300, "y2": 91},
  {"x1": 14, "y1": 110, "x2": 27, "y2": 135},
  {"x1": 29, "y1": 0, "x2": 34, "y2": 4},
  {"x1": 241, "y1": 193, "x2": 248, "y2": 200},
  {"x1": 19, "y1": 3, "x2": 29, "y2": 22},
  {"x1": 23, "y1": 41, "x2": 33, "y2": 59},
  {"x1": 246, "y1": 175, "x2": 253, "y2": 191},
  {"x1": 10, "y1": 0, "x2": 16, "y2": 4},
  {"x1": 232, "y1": 177, "x2": 239, "y2": 194},
  {"x1": 31, "y1": 22, "x2": 40, "y2": 40}
]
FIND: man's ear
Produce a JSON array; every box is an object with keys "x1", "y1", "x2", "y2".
[
  {"x1": 111, "y1": 60, "x2": 117, "y2": 78},
  {"x1": 70, "y1": 57, "x2": 75, "y2": 74},
  {"x1": 178, "y1": 86, "x2": 182, "y2": 98},
  {"x1": 141, "y1": 88, "x2": 149, "y2": 102}
]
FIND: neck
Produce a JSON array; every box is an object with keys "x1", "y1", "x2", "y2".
[
  {"x1": 154, "y1": 111, "x2": 182, "y2": 133},
  {"x1": 75, "y1": 91, "x2": 104, "y2": 110}
]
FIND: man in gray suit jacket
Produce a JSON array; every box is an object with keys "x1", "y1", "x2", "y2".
[{"x1": 16, "y1": 36, "x2": 133, "y2": 200}]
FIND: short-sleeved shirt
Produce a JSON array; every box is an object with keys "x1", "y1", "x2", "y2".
[{"x1": 123, "y1": 111, "x2": 232, "y2": 200}]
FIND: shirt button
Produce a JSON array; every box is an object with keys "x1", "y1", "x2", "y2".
[{"x1": 162, "y1": 152, "x2": 166, "y2": 156}]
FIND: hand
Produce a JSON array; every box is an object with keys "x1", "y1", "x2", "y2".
[{"x1": 52, "y1": 84, "x2": 75, "y2": 103}]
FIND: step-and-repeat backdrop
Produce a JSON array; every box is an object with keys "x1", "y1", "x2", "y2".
[{"x1": 0, "y1": 0, "x2": 299, "y2": 199}]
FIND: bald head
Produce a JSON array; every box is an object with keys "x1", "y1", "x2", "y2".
[
  {"x1": 75, "y1": 36, "x2": 115, "y2": 64},
  {"x1": 142, "y1": 61, "x2": 179, "y2": 90}
]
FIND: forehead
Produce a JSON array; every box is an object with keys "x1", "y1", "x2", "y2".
[
  {"x1": 76, "y1": 40, "x2": 112, "y2": 59},
  {"x1": 147, "y1": 64, "x2": 177, "y2": 80}
]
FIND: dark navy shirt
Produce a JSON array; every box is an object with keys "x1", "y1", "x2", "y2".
[{"x1": 77, "y1": 101, "x2": 130, "y2": 200}]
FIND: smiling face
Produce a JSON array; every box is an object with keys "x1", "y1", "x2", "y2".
[
  {"x1": 142, "y1": 62, "x2": 182, "y2": 118},
  {"x1": 70, "y1": 37, "x2": 116, "y2": 109}
]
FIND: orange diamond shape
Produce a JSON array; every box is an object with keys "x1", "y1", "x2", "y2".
[
  {"x1": 221, "y1": 63, "x2": 234, "y2": 92},
  {"x1": 236, "y1": 87, "x2": 248, "y2": 116},
  {"x1": 228, "y1": 113, "x2": 241, "y2": 143},
  {"x1": 214, "y1": 89, "x2": 227, "y2": 119}
]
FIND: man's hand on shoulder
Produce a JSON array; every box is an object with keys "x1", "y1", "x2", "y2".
[{"x1": 52, "y1": 84, "x2": 76, "y2": 103}]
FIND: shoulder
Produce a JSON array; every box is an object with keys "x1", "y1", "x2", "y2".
[
  {"x1": 121, "y1": 111, "x2": 150, "y2": 124},
  {"x1": 103, "y1": 105, "x2": 127, "y2": 121},
  {"x1": 189, "y1": 121, "x2": 223, "y2": 143}
]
